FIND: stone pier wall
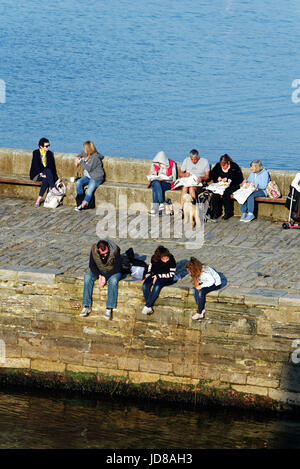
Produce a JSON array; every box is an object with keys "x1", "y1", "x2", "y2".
[{"x1": 1, "y1": 268, "x2": 300, "y2": 411}]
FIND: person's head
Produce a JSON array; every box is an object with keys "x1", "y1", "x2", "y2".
[
  {"x1": 185, "y1": 257, "x2": 204, "y2": 284},
  {"x1": 39, "y1": 138, "x2": 50, "y2": 151},
  {"x1": 220, "y1": 154, "x2": 232, "y2": 170},
  {"x1": 250, "y1": 160, "x2": 263, "y2": 173},
  {"x1": 189, "y1": 149, "x2": 200, "y2": 165},
  {"x1": 83, "y1": 140, "x2": 97, "y2": 157},
  {"x1": 152, "y1": 245, "x2": 171, "y2": 263},
  {"x1": 97, "y1": 240, "x2": 109, "y2": 255}
]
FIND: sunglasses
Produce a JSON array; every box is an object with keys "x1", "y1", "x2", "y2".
[{"x1": 44, "y1": 144, "x2": 50, "y2": 148}]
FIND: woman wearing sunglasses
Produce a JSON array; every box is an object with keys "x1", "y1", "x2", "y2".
[{"x1": 30, "y1": 137, "x2": 63, "y2": 207}]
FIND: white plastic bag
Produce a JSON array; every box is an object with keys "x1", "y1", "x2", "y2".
[{"x1": 44, "y1": 179, "x2": 66, "y2": 208}]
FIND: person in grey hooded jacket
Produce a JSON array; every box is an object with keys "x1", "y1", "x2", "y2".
[
  {"x1": 148, "y1": 150, "x2": 177, "y2": 215},
  {"x1": 74, "y1": 140, "x2": 105, "y2": 211}
]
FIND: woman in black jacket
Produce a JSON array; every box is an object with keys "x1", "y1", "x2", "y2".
[
  {"x1": 30, "y1": 137, "x2": 62, "y2": 207},
  {"x1": 142, "y1": 245, "x2": 177, "y2": 315},
  {"x1": 209, "y1": 154, "x2": 243, "y2": 220}
]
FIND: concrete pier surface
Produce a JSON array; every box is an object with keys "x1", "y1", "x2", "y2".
[{"x1": 0, "y1": 197, "x2": 299, "y2": 293}]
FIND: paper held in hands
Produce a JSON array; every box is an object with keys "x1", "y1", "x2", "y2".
[
  {"x1": 171, "y1": 174, "x2": 204, "y2": 189},
  {"x1": 207, "y1": 180, "x2": 231, "y2": 195},
  {"x1": 233, "y1": 182, "x2": 256, "y2": 204}
]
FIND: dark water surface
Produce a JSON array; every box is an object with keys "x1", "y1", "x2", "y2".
[
  {"x1": 0, "y1": 389, "x2": 300, "y2": 449},
  {"x1": 1, "y1": 0, "x2": 300, "y2": 170}
]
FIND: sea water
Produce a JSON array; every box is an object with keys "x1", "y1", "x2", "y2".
[
  {"x1": 0, "y1": 0, "x2": 300, "y2": 170},
  {"x1": 0, "y1": 389, "x2": 300, "y2": 449}
]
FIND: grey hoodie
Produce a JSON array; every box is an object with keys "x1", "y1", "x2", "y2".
[{"x1": 77, "y1": 151, "x2": 105, "y2": 181}]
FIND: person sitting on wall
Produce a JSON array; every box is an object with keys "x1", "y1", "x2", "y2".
[
  {"x1": 147, "y1": 150, "x2": 177, "y2": 216},
  {"x1": 186, "y1": 257, "x2": 221, "y2": 321},
  {"x1": 142, "y1": 245, "x2": 177, "y2": 315},
  {"x1": 80, "y1": 239, "x2": 122, "y2": 320},
  {"x1": 209, "y1": 153, "x2": 243, "y2": 220},
  {"x1": 240, "y1": 159, "x2": 270, "y2": 223},
  {"x1": 178, "y1": 149, "x2": 210, "y2": 218},
  {"x1": 74, "y1": 140, "x2": 105, "y2": 211},
  {"x1": 29, "y1": 137, "x2": 63, "y2": 207}
]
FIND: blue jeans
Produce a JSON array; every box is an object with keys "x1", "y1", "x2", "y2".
[
  {"x1": 241, "y1": 189, "x2": 266, "y2": 214},
  {"x1": 37, "y1": 168, "x2": 55, "y2": 197},
  {"x1": 143, "y1": 275, "x2": 176, "y2": 307},
  {"x1": 151, "y1": 180, "x2": 171, "y2": 204},
  {"x1": 193, "y1": 284, "x2": 221, "y2": 312},
  {"x1": 76, "y1": 176, "x2": 103, "y2": 204},
  {"x1": 82, "y1": 269, "x2": 122, "y2": 309}
]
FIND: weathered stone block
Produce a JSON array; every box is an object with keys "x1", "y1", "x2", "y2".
[
  {"x1": 232, "y1": 384, "x2": 268, "y2": 397},
  {"x1": 1, "y1": 358, "x2": 31, "y2": 369},
  {"x1": 31, "y1": 359, "x2": 66, "y2": 373},
  {"x1": 66, "y1": 364, "x2": 98, "y2": 374},
  {"x1": 247, "y1": 376, "x2": 279, "y2": 389},
  {"x1": 118, "y1": 357, "x2": 139, "y2": 371},
  {"x1": 129, "y1": 371, "x2": 160, "y2": 384},
  {"x1": 220, "y1": 372, "x2": 247, "y2": 385},
  {"x1": 139, "y1": 359, "x2": 172, "y2": 375}
]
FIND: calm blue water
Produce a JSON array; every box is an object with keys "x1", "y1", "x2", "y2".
[{"x1": 1, "y1": 0, "x2": 300, "y2": 170}]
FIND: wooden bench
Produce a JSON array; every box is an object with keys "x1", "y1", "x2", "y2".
[
  {"x1": 229, "y1": 194, "x2": 286, "y2": 204},
  {"x1": 0, "y1": 176, "x2": 41, "y2": 186}
]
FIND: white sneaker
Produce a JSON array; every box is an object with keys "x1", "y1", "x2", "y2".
[
  {"x1": 104, "y1": 308, "x2": 112, "y2": 320},
  {"x1": 149, "y1": 208, "x2": 158, "y2": 216},
  {"x1": 192, "y1": 310, "x2": 205, "y2": 321},
  {"x1": 142, "y1": 306, "x2": 153, "y2": 315},
  {"x1": 80, "y1": 306, "x2": 91, "y2": 317}
]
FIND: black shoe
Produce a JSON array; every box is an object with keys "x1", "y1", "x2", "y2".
[{"x1": 222, "y1": 214, "x2": 233, "y2": 220}]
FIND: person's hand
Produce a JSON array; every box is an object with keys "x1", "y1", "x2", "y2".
[
  {"x1": 152, "y1": 275, "x2": 157, "y2": 284},
  {"x1": 40, "y1": 173, "x2": 46, "y2": 178},
  {"x1": 195, "y1": 283, "x2": 202, "y2": 291},
  {"x1": 145, "y1": 273, "x2": 151, "y2": 279},
  {"x1": 74, "y1": 157, "x2": 81, "y2": 168},
  {"x1": 197, "y1": 176, "x2": 202, "y2": 183},
  {"x1": 98, "y1": 275, "x2": 106, "y2": 288},
  {"x1": 217, "y1": 177, "x2": 222, "y2": 181}
]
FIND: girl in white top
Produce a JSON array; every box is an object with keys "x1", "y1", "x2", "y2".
[{"x1": 186, "y1": 257, "x2": 221, "y2": 321}]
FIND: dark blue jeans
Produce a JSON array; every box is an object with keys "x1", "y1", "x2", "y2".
[
  {"x1": 193, "y1": 284, "x2": 221, "y2": 312},
  {"x1": 151, "y1": 180, "x2": 171, "y2": 204},
  {"x1": 37, "y1": 168, "x2": 55, "y2": 196},
  {"x1": 143, "y1": 275, "x2": 176, "y2": 307}
]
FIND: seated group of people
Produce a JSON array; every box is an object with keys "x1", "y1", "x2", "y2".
[
  {"x1": 80, "y1": 239, "x2": 221, "y2": 322},
  {"x1": 148, "y1": 149, "x2": 270, "y2": 223},
  {"x1": 30, "y1": 138, "x2": 269, "y2": 223}
]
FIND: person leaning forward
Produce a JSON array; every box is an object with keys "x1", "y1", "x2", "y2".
[
  {"x1": 80, "y1": 239, "x2": 122, "y2": 320},
  {"x1": 178, "y1": 149, "x2": 210, "y2": 217}
]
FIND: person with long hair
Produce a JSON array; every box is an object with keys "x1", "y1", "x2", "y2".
[
  {"x1": 142, "y1": 245, "x2": 177, "y2": 315},
  {"x1": 74, "y1": 140, "x2": 105, "y2": 211},
  {"x1": 30, "y1": 137, "x2": 63, "y2": 207},
  {"x1": 186, "y1": 257, "x2": 221, "y2": 321}
]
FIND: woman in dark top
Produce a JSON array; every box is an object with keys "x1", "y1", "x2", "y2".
[
  {"x1": 210, "y1": 154, "x2": 243, "y2": 220},
  {"x1": 142, "y1": 245, "x2": 177, "y2": 315},
  {"x1": 30, "y1": 137, "x2": 62, "y2": 207}
]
